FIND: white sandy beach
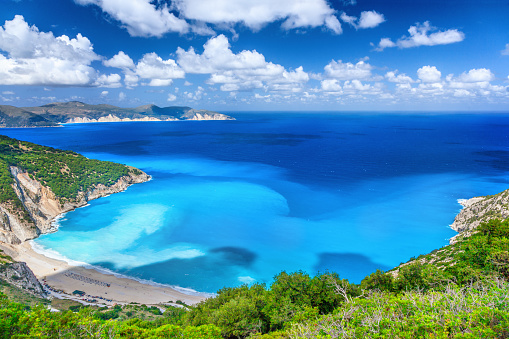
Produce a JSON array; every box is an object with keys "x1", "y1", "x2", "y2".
[{"x1": 1, "y1": 241, "x2": 207, "y2": 306}]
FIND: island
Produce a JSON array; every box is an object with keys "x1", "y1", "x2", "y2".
[
  {"x1": 0, "y1": 101, "x2": 235, "y2": 128},
  {"x1": 0, "y1": 135, "x2": 508, "y2": 338}
]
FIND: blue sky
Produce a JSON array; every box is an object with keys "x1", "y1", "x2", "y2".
[{"x1": 0, "y1": 0, "x2": 508, "y2": 111}]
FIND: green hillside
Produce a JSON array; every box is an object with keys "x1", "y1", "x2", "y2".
[
  {"x1": 0, "y1": 135, "x2": 139, "y2": 213},
  {"x1": 0, "y1": 218, "x2": 508, "y2": 338}
]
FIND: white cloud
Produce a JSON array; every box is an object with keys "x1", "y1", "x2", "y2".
[
  {"x1": 177, "y1": 35, "x2": 267, "y2": 73},
  {"x1": 184, "y1": 86, "x2": 205, "y2": 100},
  {"x1": 177, "y1": 35, "x2": 308, "y2": 92},
  {"x1": 118, "y1": 91, "x2": 126, "y2": 101},
  {"x1": 340, "y1": 12, "x2": 356, "y2": 26},
  {"x1": 134, "y1": 52, "x2": 185, "y2": 86},
  {"x1": 173, "y1": 0, "x2": 342, "y2": 34},
  {"x1": 502, "y1": 43, "x2": 509, "y2": 56},
  {"x1": 104, "y1": 51, "x2": 135, "y2": 69},
  {"x1": 324, "y1": 15, "x2": 342, "y2": 34},
  {"x1": 457, "y1": 68, "x2": 495, "y2": 82},
  {"x1": 104, "y1": 51, "x2": 184, "y2": 87},
  {"x1": 343, "y1": 79, "x2": 371, "y2": 91},
  {"x1": 375, "y1": 21, "x2": 464, "y2": 51},
  {"x1": 2, "y1": 91, "x2": 15, "y2": 95},
  {"x1": 373, "y1": 38, "x2": 395, "y2": 51},
  {"x1": 324, "y1": 60, "x2": 373, "y2": 80},
  {"x1": 124, "y1": 74, "x2": 139, "y2": 88},
  {"x1": 74, "y1": 0, "x2": 189, "y2": 37},
  {"x1": 358, "y1": 11, "x2": 385, "y2": 29},
  {"x1": 0, "y1": 15, "x2": 100, "y2": 86},
  {"x1": 147, "y1": 79, "x2": 173, "y2": 86},
  {"x1": 385, "y1": 71, "x2": 414, "y2": 83},
  {"x1": 94, "y1": 73, "x2": 122, "y2": 88},
  {"x1": 167, "y1": 93, "x2": 177, "y2": 101},
  {"x1": 100, "y1": 90, "x2": 109, "y2": 97},
  {"x1": 454, "y1": 89, "x2": 474, "y2": 97},
  {"x1": 321, "y1": 79, "x2": 342, "y2": 92},
  {"x1": 417, "y1": 65, "x2": 441, "y2": 83},
  {"x1": 340, "y1": 10, "x2": 385, "y2": 29}
]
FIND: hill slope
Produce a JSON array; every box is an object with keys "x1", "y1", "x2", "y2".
[{"x1": 0, "y1": 106, "x2": 58, "y2": 128}]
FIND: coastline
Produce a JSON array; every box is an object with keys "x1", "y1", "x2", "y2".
[
  {"x1": 0, "y1": 241, "x2": 207, "y2": 306},
  {"x1": 0, "y1": 166, "x2": 208, "y2": 306}
]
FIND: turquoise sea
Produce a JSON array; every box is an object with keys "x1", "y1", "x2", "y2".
[{"x1": 3, "y1": 112, "x2": 509, "y2": 293}]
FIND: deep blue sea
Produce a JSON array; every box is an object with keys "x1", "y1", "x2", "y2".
[{"x1": 2, "y1": 112, "x2": 509, "y2": 293}]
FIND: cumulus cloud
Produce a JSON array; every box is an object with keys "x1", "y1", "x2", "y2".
[
  {"x1": 340, "y1": 10, "x2": 385, "y2": 29},
  {"x1": 173, "y1": 0, "x2": 342, "y2": 34},
  {"x1": 136, "y1": 53, "x2": 184, "y2": 80},
  {"x1": 104, "y1": 51, "x2": 135, "y2": 69},
  {"x1": 372, "y1": 38, "x2": 395, "y2": 51},
  {"x1": 106, "y1": 51, "x2": 185, "y2": 87},
  {"x1": 177, "y1": 35, "x2": 267, "y2": 73},
  {"x1": 375, "y1": 21, "x2": 464, "y2": 51},
  {"x1": 324, "y1": 60, "x2": 373, "y2": 80},
  {"x1": 457, "y1": 68, "x2": 495, "y2": 82},
  {"x1": 94, "y1": 73, "x2": 122, "y2": 87},
  {"x1": 167, "y1": 93, "x2": 177, "y2": 101},
  {"x1": 417, "y1": 66, "x2": 441, "y2": 83},
  {"x1": 74, "y1": 0, "x2": 189, "y2": 37},
  {"x1": 0, "y1": 15, "x2": 100, "y2": 86},
  {"x1": 176, "y1": 35, "x2": 309, "y2": 92},
  {"x1": 321, "y1": 79, "x2": 342, "y2": 92},
  {"x1": 358, "y1": 11, "x2": 385, "y2": 28},
  {"x1": 385, "y1": 71, "x2": 414, "y2": 83},
  {"x1": 386, "y1": 65, "x2": 508, "y2": 103}
]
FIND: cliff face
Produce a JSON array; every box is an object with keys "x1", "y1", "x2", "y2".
[
  {"x1": 0, "y1": 166, "x2": 150, "y2": 245},
  {"x1": 65, "y1": 114, "x2": 177, "y2": 123},
  {"x1": 0, "y1": 262, "x2": 47, "y2": 298},
  {"x1": 450, "y1": 189, "x2": 509, "y2": 233}
]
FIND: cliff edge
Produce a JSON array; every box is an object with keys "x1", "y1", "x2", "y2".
[
  {"x1": 0, "y1": 166, "x2": 149, "y2": 245},
  {"x1": 449, "y1": 189, "x2": 509, "y2": 243},
  {"x1": 0, "y1": 135, "x2": 150, "y2": 245}
]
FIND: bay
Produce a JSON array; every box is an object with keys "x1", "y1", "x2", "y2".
[{"x1": 3, "y1": 112, "x2": 508, "y2": 292}]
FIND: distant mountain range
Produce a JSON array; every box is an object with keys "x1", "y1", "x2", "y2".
[{"x1": 0, "y1": 101, "x2": 234, "y2": 127}]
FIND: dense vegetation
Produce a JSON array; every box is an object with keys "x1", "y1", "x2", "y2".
[
  {"x1": 0, "y1": 218, "x2": 508, "y2": 338},
  {"x1": 0, "y1": 135, "x2": 136, "y2": 209}
]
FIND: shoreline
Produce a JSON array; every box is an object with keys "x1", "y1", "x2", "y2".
[
  {"x1": 0, "y1": 241, "x2": 207, "y2": 306},
  {"x1": 0, "y1": 168, "x2": 208, "y2": 307}
]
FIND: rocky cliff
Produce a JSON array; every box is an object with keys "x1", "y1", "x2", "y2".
[
  {"x1": 450, "y1": 189, "x2": 509, "y2": 233},
  {"x1": 0, "y1": 166, "x2": 150, "y2": 245},
  {"x1": 65, "y1": 114, "x2": 177, "y2": 123},
  {"x1": 0, "y1": 262, "x2": 47, "y2": 298}
]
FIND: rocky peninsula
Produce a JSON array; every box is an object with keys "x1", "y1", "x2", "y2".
[{"x1": 449, "y1": 188, "x2": 509, "y2": 244}]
